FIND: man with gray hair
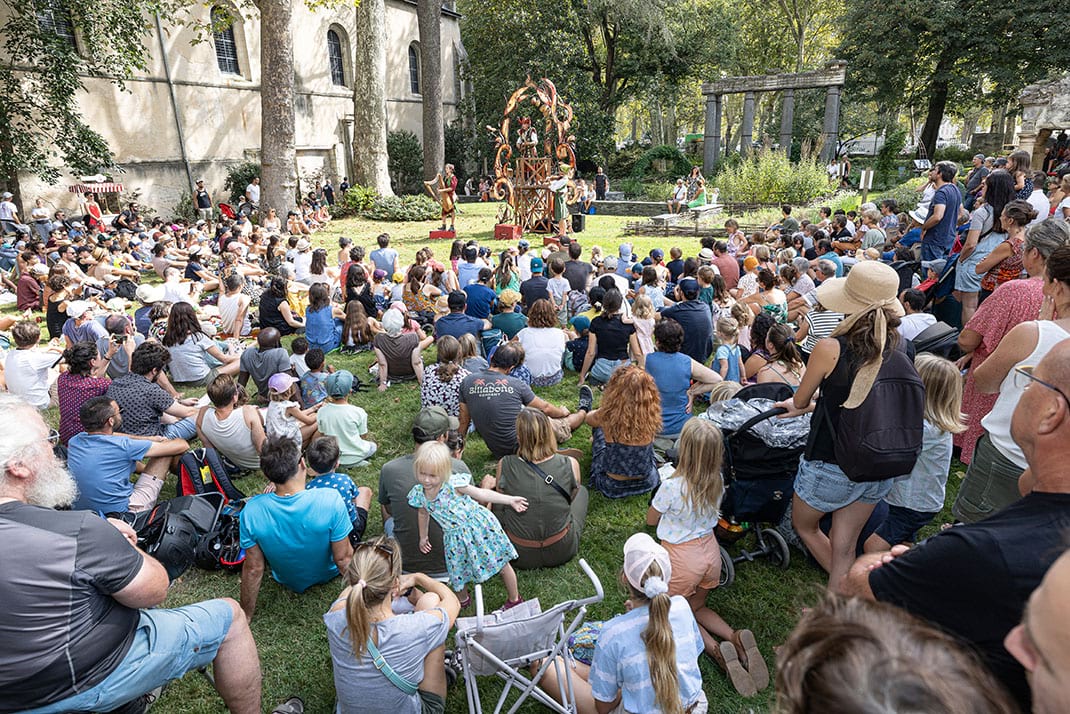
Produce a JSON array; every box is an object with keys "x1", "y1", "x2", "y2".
[
  {"x1": 0, "y1": 394, "x2": 268, "y2": 714},
  {"x1": 964, "y1": 153, "x2": 989, "y2": 211}
]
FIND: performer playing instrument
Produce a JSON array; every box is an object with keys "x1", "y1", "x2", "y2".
[{"x1": 424, "y1": 163, "x2": 458, "y2": 231}]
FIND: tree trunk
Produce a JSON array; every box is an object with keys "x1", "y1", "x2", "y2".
[
  {"x1": 260, "y1": 0, "x2": 297, "y2": 215},
  {"x1": 416, "y1": 0, "x2": 444, "y2": 181},
  {"x1": 352, "y1": 0, "x2": 394, "y2": 195}
]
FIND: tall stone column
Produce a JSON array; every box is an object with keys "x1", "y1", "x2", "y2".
[
  {"x1": 779, "y1": 89, "x2": 794, "y2": 153},
  {"x1": 703, "y1": 94, "x2": 722, "y2": 174},
  {"x1": 821, "y1": 85, "x2": 842, "y2": 162},
  {"x1": 741, "y1": 91, "x2": 756, "y2": 158}
]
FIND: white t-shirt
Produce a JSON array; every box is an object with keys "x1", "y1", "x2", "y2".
[
  {"x1": 898, "y1": 312, "x2": 937, "y2": 341},
  {"x1": 0, "y1": 200, "x2": 17, "y2": 221},
  {"x1": 516, "y1": 327, "x2": 566, "y2": 378},
  {"x1": 1057, "y1": 196, "x2": 1070, "y2": 221},
  {"x1": 673, "y1": 185, "x2": 687, "y2": 202},
  {"x1": 651, "y1": 470, "x2": 720, "y2": 544},
  {"x1": 293, "y1": 251, "x2": 313, "y2": 281},
  {"x1": 1028, "y1": 190, "x2": 1050, "y2": 227},
  {"x1": 517, "y1": 253, "x2": 532, "y2": 282},
  {"x1": 6, "y1": 349, "x2": 58, "y2": 409},
  {"x1": 246, "y1": 183, "x2": 261, "y2": 204},
  {"x1": 167, "y1": 334, "x2": 217, "y2": 383}
]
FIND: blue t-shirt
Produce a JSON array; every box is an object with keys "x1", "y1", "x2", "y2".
[
  {"x1": 307, "y1": 472, "x2": 360, "y2": 523},
  {"x1": 457, "y1": 262, "x2": 481, "y2": 288},
  {"x1": 68, "y1": 433, "x2": 152, "y2": 514},
  {"x1": 463, "y1": 283, "x2": 497, "y2": 320},
  {"x1": 819, "y1": 251, "x2": 844, "y2": 277},
  {"x1": 589, "y1": 596, "x2": 705, "y2": 712},
  {"x1": 239, "y1": 488, "x2": 352, "y2": 593},
  {"x1": 435, "y1": 312, "x2": 484, "y2": 341},
  {"x1": 715, "y1": 343, "x2": 742, "y2": 382},
  {"x1": 899, "y1": 227, "x2": 922, "y2": 248},
  {"x1": 645, "y1": 351, "x2": 693, "y2": 436},
  {"x1": 923, "y1": 183, "x2": 962, "y2": 261},
  {"x1": 369, "y1": 247, "x2": 398, "y2": 275}
]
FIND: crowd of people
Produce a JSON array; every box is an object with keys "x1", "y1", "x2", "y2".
[{"x1": 3, "y1": 149, "x2": 1070, "y2": 714}]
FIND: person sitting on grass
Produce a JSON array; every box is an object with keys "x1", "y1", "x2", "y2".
[
  {"x1": 585, "y1": 366, "x2": 661, "y2": 499},
  {"x1": 374, "y1": 308, "x2": 434, "y2": 392},
  {"x1": 5, "y1": 319, "x2": 63, "y2": 410},
  {"x1": 316, "y1": 370, "x2": 377, "y2": 468},
  {"x1": 324, "y1": 536, "x2": 460, "y2": 714},
  {"x1": 240, "y1": 328, "x2": 295, "y2": 404},
  {"x1": 265, "y1": 373, "x2": 321, "y2": 449},
  {"x1": 197, "y1": 374, "x2": 266, "y2": 474},
  {"x1": 420, "y1": 335, "x2": 469, "y2": 417},
  {"x1": 305, "y1": 436, "x2": 373, "y2": 548},
  {"x1": 239, "y1": 436, "x2": 355, "y2": 622},
  {"x1": 299, "y1": 348, "x2": 330, "y2": 409},
  {"x1": 644, "y1": 318, "x2": 723, "y2": 438}
]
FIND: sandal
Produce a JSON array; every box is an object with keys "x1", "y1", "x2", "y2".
[
  {"x1": 272, "y1": 696, "x2": 304, "y2": 714},
  {"x1": 458, "y1": 595, "x2": 472, "y2": 609},
  {"x1": 713, "y1": 640, "x2": 757, "y2": 697},
  {"x1": 732, "y1": 630, "x2": 769, "y2": 691},
  {"x1": 497, "y1": 597, "x2": 524, "y2": 613}
]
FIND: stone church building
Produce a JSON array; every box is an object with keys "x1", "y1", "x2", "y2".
[{"x1": 10, "y1": 1, "x2": 466, "y2": 215}]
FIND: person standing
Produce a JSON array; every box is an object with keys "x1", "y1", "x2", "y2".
[
  {"x1": 594, "y1": 167, "x2": 608, "y2": 201},
  {"x1": 918, "y1": 162, "x2": 963, "y2": 261},
  {"x1": 194, "y1": 179, "x2": 213, "y2": 222},
  {"x1": 963, "y1": 154, "x2": 990, "y2": 211}
]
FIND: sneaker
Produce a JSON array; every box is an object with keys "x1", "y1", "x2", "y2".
[
  {"x1": 578, "y1": 385, "x2": 594, "y2": 412},
  {"x1": 271, "y1": 697, "x2": 304, "y2": 714}
]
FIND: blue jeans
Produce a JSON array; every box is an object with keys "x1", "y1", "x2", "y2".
[
  {"x1": 162, "y1": 417, "x2": 198, "y2": 442},
  {"x1": 21, "y1": 600, "x2": 233, "y2": 714},
  {"x1": 589, "y1": 357, "x2": 627, "y2": 385}
]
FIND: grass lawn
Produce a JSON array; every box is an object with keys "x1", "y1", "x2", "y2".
[{"x1": 11, "y1": 202, "x2": 967, "y2": 713}]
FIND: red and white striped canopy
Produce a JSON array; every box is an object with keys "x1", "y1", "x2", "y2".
[{"x1": 68, "y1": 183, "x2": 124, "y2": 193}]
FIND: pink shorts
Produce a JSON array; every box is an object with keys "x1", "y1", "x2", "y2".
[{"x1": 665, "y1": 533, "x2": 721, "y2": 597}]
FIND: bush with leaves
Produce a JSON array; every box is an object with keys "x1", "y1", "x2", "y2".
[
  {"x1": 388, "y1": 131, "x2": 424, "y2": 195},
  {"x1": 715, "y1": 151, "x2": 831, "y2": 205},
  {"x1": 329, "y1": 185, "x2": 379, "y2": 218},
  {"x1": 361, "y1": 195, "x2": 440, "y2": 222},
  {"x1": 631, "y1": 145, "x2": 693, "y2": 179},
  {"x1": 875, "y1": 130, "x2": 908, "y2": 188},
  {"x1": 172, "y1": 190, "x2": 198, "y2": 222},
  {"x1": 224, "y1": 162, "x2": 262, "y2": 204},
  {"x1": 876, "y1": 177, "x2": 929, "y2": 214},
  {"x1": 444, "y1": 123, "x2": 471, "y2": 181}
]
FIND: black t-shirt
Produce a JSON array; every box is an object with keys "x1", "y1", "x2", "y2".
[
  {"x1": 184, "y1": 260, "x2": 205, "y2": 282},
  {"x1": 195, "y1": 189, "x2": 211, "y2": 208},
  {"x1": 563, "y1": 260, "x2": 593, "y2": 293},
  {"x1": 259, "y1": 293, "x2": 296, "y2": 335},
  {"x1": 519, "y1": 275, "x2": 550, "y2": 311},
  {"x1": 594, "y1": 174, "x2": 608, "y2": 193},
  {"x1": 589, "y1": 315, "x2": 635, "y2": 361},
  {"x1": 870, "y1": 492, "x2": 1070, "y2": 710},
  {"x1": 666, "y1": 259, "x2": 685, "y2": 283},
  {"x1": 661, "y1": 300, "x2": 713, "y2": 364},
  {"x1": 0, "y1": 503, "x2": 143, "y2": 711},
  {"x1": 804, "y1": 336, "x2": 856, "y2": 463}
]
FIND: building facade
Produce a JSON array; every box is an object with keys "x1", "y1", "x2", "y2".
[{"x1": 10, "y1": 1, "x2": 465, "y2": 217}]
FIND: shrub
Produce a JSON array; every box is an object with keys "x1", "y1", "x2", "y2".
[
  {"x1": 631, "y1": 145, "x2": 693, "y2": 179},
  {"x1": 934, "y1": 145, "x2": 974, "y2": 164},
  {"x1": 361, "y1": 195, "x2": 440, "y2": 222},
  {"x1": 715, "y1": 151, "x2": 830, "y2": 204},
  {"x1": 875, "y1": 129, "x2": 908, "y2": 188},
  {"x1": 172, "y1": 190, "x2": 197, "y2": 222},
  {"x1": 875, "y1": 177, "x2": 928, "y2": 213},
  {"x1": 224, "y1": 162, "x2": 261, "y2": 203},
  {"x1": 330, "y1": 185, "x2": 379, "y2": 218},
  {"x1": 388, "y1": 131, "x2": 424, "y2": 195},
  {"x1": 607, "y1": 143, "x2": 646, "y2": 178},
  {"x1": 643, "y1": 182, "x2": 673, "y2": 202},
  {"x1": 615, "y1": 176, "x2": 645, "y2": 199}
]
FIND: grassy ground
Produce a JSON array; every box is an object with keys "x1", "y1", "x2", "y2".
[{"x1": 12, "y1": 203, "x2": 967, "y2": 713}]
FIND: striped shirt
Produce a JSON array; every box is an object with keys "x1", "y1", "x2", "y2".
[{"x1": 801, "y1": 310, "x2": 844, "y2": 354}]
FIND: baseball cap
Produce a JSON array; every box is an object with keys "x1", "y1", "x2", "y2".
[
  {"x1": 372, "y1": 268, "x2": 387, "y2": 281},
  {"x1": 66, "y1": 300, "x2": 92, "y2": 319},
  {"x1": 268, "y1": 373, "x2": 299, "y2": 394},
  {"x1": 618, "y1": 242, "x2": 632, "y2": 259},
  {"x1": 325, "y1": 370, "x2": 355, "y2": 398},
  {"x1": 1, "y1": 192, "x2": 12, "y2": 199},
  {"x1": 603, "y1": 255, "x2": 618, "y2": 271},
  {"x1": 559, "y1": 235, "x2": 571, "y2": 246},
  {"x1": 631, "y1": 262, "x2": 643, "y2": 274},
  {"x1": 498, "y1": 289, "x2": 522, "y2": 308},
  {"x1": 622, "y1": 533, "x2": 672, "y2": 595},
  {"x1": 518, "y1": 239, "x2": 530, "y2": 249},
  {"x1": 677, "y1": 278, "x2": 699, "y2": 295},
  {"x1": 392, "y1": 272, "x2": 405, "y2": 283},
  {"x1": 570, "y1": 315, "x2": 591, "y2": 332},
  {"x1": 650, "y1": 248, "x2": 664, "y2": 260},
  {"x1": 412, "y1": 405, "x2": 459, "y2": 441},
  {"x1": 529, "y1": 257, "x2": 545, "y2": 273}
]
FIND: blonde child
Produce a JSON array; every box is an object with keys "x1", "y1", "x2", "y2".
[
  {"x1": 457, "y1": 332, "x2": 488, "y2": 373},
  {"x1": 865, "y1": 355, "x2": 966, "y2": 551},
  {"x1": 730, "y1": 302, "x2": 752, "y2": 356},
  {"x1": 623, "y1": 294, "x2": 656, "y2": 360},
  {"x1": 407, "y1": 441, "x2": 527, "y2": 610},
  {"x1": 546, "y1": 258, "x2": 570, "y2": 326},
  {"x1": 714, "y1": 317, "x2": 745, "y2": 384},
  {"x1": 589, "y1": 245, "x2": 604, "y2": 269},
  {"x1": 265, "y1": 373, "x2": 320, "y2": 448},
  {"x1": 647, "y1": 419, "x2": 767, "y2": 695}
]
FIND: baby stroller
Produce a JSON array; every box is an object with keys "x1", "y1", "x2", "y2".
[
  {"x1": 450, "y1": 559, "x2": 603, "y2": 714},
  {"x1": 707, "y1": 383, "x2": 808, "y2": 587}
]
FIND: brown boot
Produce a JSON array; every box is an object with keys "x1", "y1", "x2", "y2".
[
  {"x1": 710, "y1": 640, "x2": 757, "y2": 697},
  {"x1": 732, "y1": 629, "x2": 769, "y2": 691}
]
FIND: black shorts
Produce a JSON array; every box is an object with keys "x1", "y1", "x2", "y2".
[
  {"x1": 875, "y1": 504, "x2": 937, "y2": 545},
  {"x1": 347, "y1": 506, "x2": 369, "y2": 547}
]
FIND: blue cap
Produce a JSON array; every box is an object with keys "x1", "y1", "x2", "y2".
[
  {"x1": 570, "y1": 315, "x2": 591, "y2": 332},
  {"x1": 678, "y1": 278, "x2": 700, "y2": 295},
  {"x1": 530, "y1": 257, "x2": 545, "y2": 273},
  {"x1": 325, "y1": 370, "x2": 354, "y2": 398}
]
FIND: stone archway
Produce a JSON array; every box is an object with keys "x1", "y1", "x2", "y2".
[
  {"x1": 1016, "y1": 75, "x2": 1070, "y2": 168},
  {"x1": 702, "y1": 60, "x2": 847, "y2": 173}
]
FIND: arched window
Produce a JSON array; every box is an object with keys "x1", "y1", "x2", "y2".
[
  {"x1": 211, "y1": 6, "x2": 241, "y2": 75},
  {"x1": 408, "y1": 43, "x2": 421, "y2": 95},
  {"x1": 327, "y1": 28, "x2": 346, "y2": 87}
]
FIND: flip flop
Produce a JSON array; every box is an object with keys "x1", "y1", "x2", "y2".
[
  {"x1": 734, "y1": 629, "x2": 769, "y2": 691},
  {"x1": 272, "y1": 697, "x2": 304, "y2": 714}
]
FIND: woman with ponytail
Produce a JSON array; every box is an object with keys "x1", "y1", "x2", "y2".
[
  {"x1": 539, "y1": 533, "x2": 708, "y2": 714},
  {"x1": 325, "y1": 536, "x2": 460, "y2": 714}
]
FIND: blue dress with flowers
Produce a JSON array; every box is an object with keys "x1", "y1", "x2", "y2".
[{"x1": 408, "y1": 472, "x2": 518, "y2": 590}]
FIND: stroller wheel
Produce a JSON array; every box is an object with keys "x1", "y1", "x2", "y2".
[
  {"x1": 762, "y1": 528, "x2": 791, "y2": 570},
  {"x1": 719, "y1": 545, "x2": 735, "y2": 588}
]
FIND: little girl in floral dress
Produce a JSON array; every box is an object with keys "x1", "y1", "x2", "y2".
[{"x1": 408, "y1": 441, "x2": 527, "y2": 609}]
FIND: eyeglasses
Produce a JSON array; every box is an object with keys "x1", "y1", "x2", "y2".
[
  {"x1": 1014, "y1": 365, "x2": 1070, "y2": 404},
  {"x1": 355, "y1": 540, "x2": 395, "y2": 559},
  {"x1": 44, "y1": 429, "x2": 60, "y2": 446}
]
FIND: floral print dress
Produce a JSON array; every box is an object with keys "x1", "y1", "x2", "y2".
[{"x1": 408, "y1": 472, "x2": 517, "y2": 591}]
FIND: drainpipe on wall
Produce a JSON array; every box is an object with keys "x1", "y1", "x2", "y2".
[{"x1": 154, "y1": 13, "x2": 195, "y2": 198}]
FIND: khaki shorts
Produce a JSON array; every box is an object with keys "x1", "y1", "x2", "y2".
[
  {"x1": 550, "y1": 417, "x2": 573, "y2": 444},
  {"x1": 665, "y1": 534, "x2": 721, "y2": 596}
]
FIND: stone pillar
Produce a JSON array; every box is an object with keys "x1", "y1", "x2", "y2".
[
  {"x1": 703, "y1": 94, "x2": 722, "y2": 174},
  {"x1": 821, "y1": 85, "x2": 841, "y2": 162},
  {"x1": 741, "y1": 91, "x2": 756, "y2": 158},
  {"x1": 779, "y1": 88, "x2": 794, "y2": 153},
  {"x1": 1017, "y1": 131, "x2": 1039, "y2": 167}
]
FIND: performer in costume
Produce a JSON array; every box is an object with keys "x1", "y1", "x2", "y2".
[
  {"x1": 548, "y1": 162, "x2": 572, "y2": 237},
  {"x1": 424, "y1": 164, "x2": 458, "y2": 231},
  {"x1": 517, "y1": 117, "x2": 538, "y2": 158}
]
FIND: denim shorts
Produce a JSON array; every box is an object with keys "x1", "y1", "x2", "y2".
[
  {"x1": 589, "y1": 357, "x2": 627, "y2": 384},
  {"x1": 875, "y1": 504, "x2": 938, "y2": 545},
  {"x1": 793, "y1": 457, "x2": 893, "y2": 513},
  {"x1": 22, "y1": 599, "x2": 234, "y2": 714},
  {"x1": 162, "y1": 417, "x2": 198, "y2": 442}
]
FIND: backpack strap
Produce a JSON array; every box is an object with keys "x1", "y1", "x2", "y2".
[
  {"x1": 523, "y1": 458, "x2": 573, "y2": 504},
  {"x1": 366, "y1": 637, "x2": 420, "y2": 695}
]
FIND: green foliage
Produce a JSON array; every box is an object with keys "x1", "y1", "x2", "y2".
[
  {"x1": 329, "y1": 185, "x2": 379, "y2": 218},
  {"x1": 642, "y1": 181, "x2": 674, "y2": 202},
  {"x1": 443, "y1": 122, "x2": 471, "y2": 180},
  {"x1": 224, "y1": 162, "x2": 261, "y2": 204},
  {"x1": 172, "y1": 190, "x2": 198, "y2": 222},
  {"x1": 614, "y1": 177, "x2": 645, "y2": 199},
  {"x1": 875, "y1": 130, "x2": 908, "y2": 188},
  {"x1": 361, "y1": 195, "x2": 440, "y2": 222},
  {"x1": 607, "y1": 144, "x2": 647, "y2": 179},
  {"x1": 387, "y1": 131, "x2": 424, "y2": 196},
  {"x1": 631, "y1": 145, "x2": 693, "y2": 179},
  {"x1": 876, "y1": 177, "x2": 928, "y2": 214},
  {"x1": 934, "y1": 145, "x2": 975, "y2": 164},
  {"x1": 825, "y1": 191, "x2": 860, "y2": 214},
  {"x1": 716, "y1": 151, "x2": 831, "y2": 204}
]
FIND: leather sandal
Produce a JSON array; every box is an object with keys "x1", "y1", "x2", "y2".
[
  {"x1": 715, "y1": 640, "x2": 757, "y2": 697},
  {"x1": 732, "y1": 629, "x2": 769, "y2": 691}
]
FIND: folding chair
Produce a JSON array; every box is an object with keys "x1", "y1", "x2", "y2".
[{"x1": 452, "y1": 559, "x2": 603, "y2": 714}]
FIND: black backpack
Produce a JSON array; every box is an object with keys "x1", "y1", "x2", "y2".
[
  {"x1": 135, "y1": 493, "x2": 225, "y2": 581},
  {"x1": 833, "y1": 348, "x2": 925, "y2": 482},
  {"x1": 177, "y1": 448, "x2": 245, "y2": 503},
  {"x1": 194, "y1": 499, "x2": 246, "y2": 572},
  {"x1": 114, "y1": 278, "x2": 138, "y2": 300}
]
